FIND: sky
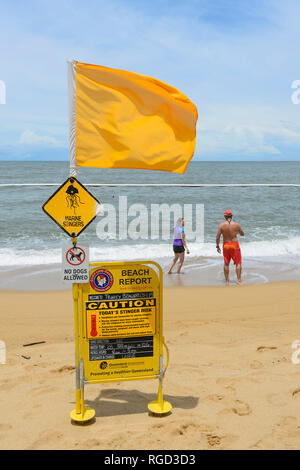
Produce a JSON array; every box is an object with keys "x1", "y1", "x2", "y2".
[{"x1": 0, "y1": 0, "x2": 300, "y2": 162}]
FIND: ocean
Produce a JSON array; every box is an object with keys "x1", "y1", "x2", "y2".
[{"x1": 1, "y1": 161, "x2": 300, "y2": 289}]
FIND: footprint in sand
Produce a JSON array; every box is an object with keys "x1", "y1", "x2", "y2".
[
  {"x1": 171, "y1": 422, "x2": 198, "y2": 437},
  {"x1": 207, "y1": 394, "x2": 225, "y2": 402},
  {"x1": 250, "y1": 360, "x2": 264, "y2": 369},
  {"x1": 151, "y1": 422, "x2": 166, "y2": 430},
  {"x1": 271, "y1": 356, "x2": 288, "y2": 364},
  {"x1": 207, "y1": 434, "x2": 222, "y2": 447},
  {"x1": 207, "y1": 432, "x2": 238, "y2": 449},
  {"x1": 179, "y1": 331, "x2": 189, "y2": 337},
  {"x1": 278, "y1": 416, "x2": 297, "y2": 427},
  {"x1": 23, "y1": 405, "x2": 42, "y2": 419},
  {"x1": 257, "y1": 346, "x2": 277, "y2": 352},
  {"x1": 174, "y1": 364, "x2": 204, "y2": 375},
  {"x1": 80, "y1": 439, "x2": 102, "y2": 449},
  {"x1": 0, "y1": 381, "x2": 17, "y2": 391},
  {"x1": 292, "y1": 388, "x2": 300, "y2": 399},
  {"x1": 28, "y1": 430, "x2": 64, "y2": 450},
  {"x1": 64, "y1": 337, "x2": 73, "y2": 343},
  {"x1": 219, "y1": 399, "x2": 252, "y2": 416},
  {"x1": 232, "y1": 399, "x2": 252, "y2": 416},
  {"x1": 216, "y1": 377, "x2": 237, "y2": 392},
  {"x1": 51, "y1": 365, "x2": 75, "y2": 373},
  {"x1": 31, "y1": 386, "x2": 60, "y2": 396},
  {"x1": 267, "y1": 393, "x2": 287, "y2": 406},
  {"x1": 0, "y1": 424, "x2": 12, "y2": 432},
  {"x1": 268, "y1": 415, "x2": 300, "y2": 447}
]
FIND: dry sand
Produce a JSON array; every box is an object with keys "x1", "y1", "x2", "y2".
[{"x1": 1, "y1": 282, "x2": 300, "y2": 450}]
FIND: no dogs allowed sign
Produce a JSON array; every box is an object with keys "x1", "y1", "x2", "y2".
[{"x1": 62, "y1": 242, "x2": 89, "y2": 283}]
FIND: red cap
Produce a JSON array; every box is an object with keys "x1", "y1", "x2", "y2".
[{"x1": 224, "y1": 210, "x2": 232, "y2": 216}]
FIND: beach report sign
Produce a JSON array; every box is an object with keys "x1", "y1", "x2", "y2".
[
  {"x1": 83, "y1": 263, "x2": 160, "y2": 381},
  {"x1": 70, "y1": 260, "x2": 171, "y2": 422}
]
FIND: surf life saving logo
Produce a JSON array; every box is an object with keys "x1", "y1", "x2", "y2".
[{"x1": 90, "y1": 269, "x2": 114, "y2": 292}]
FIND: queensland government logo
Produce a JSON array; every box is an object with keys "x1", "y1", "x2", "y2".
[{"x1": 90, "y1": 269, "x2": 113, "y2": 292}]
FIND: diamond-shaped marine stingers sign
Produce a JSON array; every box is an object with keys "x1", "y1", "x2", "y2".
[{"x1": 42, "y1": 177, "x2": 101, "y2": 237}]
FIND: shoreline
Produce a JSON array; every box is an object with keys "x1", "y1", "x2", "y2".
[
  {"x1": 1, "y1": 281, "x2": 300, "y2": 449},
  {"x1": 1, "y1": 255, "x2": 300, "y2": 290}
]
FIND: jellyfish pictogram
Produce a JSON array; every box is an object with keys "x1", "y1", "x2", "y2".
[{"x1": 66, "y1": 184, "x2": 85, "y2": 214}]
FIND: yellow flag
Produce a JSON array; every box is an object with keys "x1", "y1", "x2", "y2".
[{"x1": 68, "y1": 61, "x2": 198, "y2": 174}]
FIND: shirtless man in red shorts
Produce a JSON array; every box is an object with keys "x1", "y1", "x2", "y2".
[{"x1": 216, "y1": 210, "x2": 244, "y2": 285}]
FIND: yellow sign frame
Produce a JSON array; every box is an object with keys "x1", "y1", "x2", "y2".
[{"x1": 70, "y1": 260, "x2": 171, "y2": 423}]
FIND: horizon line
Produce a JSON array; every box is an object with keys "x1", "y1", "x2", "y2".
[{"x1": 1, "y1": 160, "x2": 300, "y2": 164}]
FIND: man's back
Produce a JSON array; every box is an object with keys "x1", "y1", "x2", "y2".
[
  {"x1": 219, "y1": 220, "x2": 243, "y2": 243},
  {"x1": 216, "y1": 211, "x2": 244, "y2": 285}
]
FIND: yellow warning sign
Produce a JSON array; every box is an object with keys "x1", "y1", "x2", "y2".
[
  {"x1": 86, "y1": 298, "x2": 156, "y2": 339},
  {"x1": 70, "y1": 260, "x2": 172, "y2": 423},
  {"x1": 81, "y1": 262, "x2": 162, "y2": 382},
  {"x1": 42, "y1": 177, "x2": 100, "y2": 237}
]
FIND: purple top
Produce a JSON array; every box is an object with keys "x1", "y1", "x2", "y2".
[{"x1": 173, "y1": 226, "x2": 184, "y2": 246}]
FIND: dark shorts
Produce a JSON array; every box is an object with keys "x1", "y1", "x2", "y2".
[{"x1": 173, "y1": 245, "x2": 185, "y2": 254}]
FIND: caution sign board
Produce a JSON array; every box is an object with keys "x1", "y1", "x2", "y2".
[
  {"x1": 80, "y1": 262, "x2": 162, "y2": 383},
  {"x1": 42, "y1": 177, "x2": 101, "y2": 237},
  {"x1": 62, "y1": 242, "x2": 89, "y2": 284},
  {"x1": 86, "y1": 297, "x2": 156, "y2": 338},
  {"x1": 71, "y1": 260, "x2": 172, "y2": 422}
]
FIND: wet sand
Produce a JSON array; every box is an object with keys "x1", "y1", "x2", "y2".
[{"x1": 1, "y1": 255, "x2": 300, "y2": 291}]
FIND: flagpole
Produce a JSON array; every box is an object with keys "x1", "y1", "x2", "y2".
[{"x1": 67, "y1": 59, "x2": 77, "y2": 177}]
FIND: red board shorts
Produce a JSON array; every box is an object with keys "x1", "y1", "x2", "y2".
[{"x1": 223, "y1": 242, "x2": 242, "y2": 265}]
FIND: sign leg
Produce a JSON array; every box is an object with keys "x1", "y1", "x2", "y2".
[
  {"x1": 71, "y1": 381, "x2": 95, "y2": 423},
  {"x1": 148, "y1": 377, "x2": 172, "y2": 416},
  {"x1": 70, "y1": 385, "x2": 95, "y2": 423},
  {"x1": 70, "y1": 284, "x2": 95, "y2": 423}
]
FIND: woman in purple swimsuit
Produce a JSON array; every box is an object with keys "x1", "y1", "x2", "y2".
[{"x1": 168, "y1": 218, "x2": 190, "y2": 274}]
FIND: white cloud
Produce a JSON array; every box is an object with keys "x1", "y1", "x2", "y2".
[
  {"x1": 20, "y1": 130, "x2": 66, "y2": 147},
  {"x1": 195, "y1": 104, "x2": 300, "y2": 157}
]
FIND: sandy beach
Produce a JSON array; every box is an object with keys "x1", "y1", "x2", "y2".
[{"x1": 1, "y1": 281, "x2": 300, "y2": 450}]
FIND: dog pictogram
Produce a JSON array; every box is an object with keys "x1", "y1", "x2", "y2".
[{"x1": 66, "y1": 246, "x2": 86, "y2": 266}]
